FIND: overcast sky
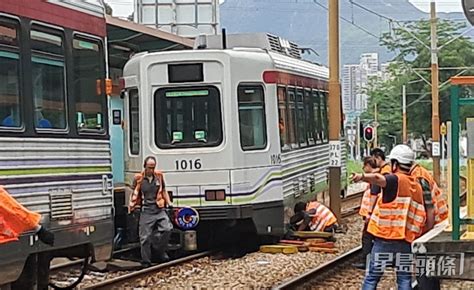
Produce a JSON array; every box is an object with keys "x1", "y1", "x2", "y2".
[{"x1": 106, "y1": 0, "x2": 464, "y2": 18}]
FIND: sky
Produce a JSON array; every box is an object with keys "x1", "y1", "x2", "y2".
[{"x1": 106, "y1": 0, "x2": 464, "y2": 18}]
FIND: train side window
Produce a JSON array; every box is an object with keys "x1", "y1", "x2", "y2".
[
  {"x1": 296, "y1": 89, "x2": 306, "y2": 147},
  {"x1": 237, "y1": 84, "x2": 267, "y2": 151},
  {"x1": 312, "y1": 91, "x2": 322, "y2": 144},
  {"x1": 0, "y1": 21, "x2": 21, "y2": 129},
  {"x1": 287, "y1": 88, "x2": 298, "y2": 149},
  {"x1": 73, "y1": 37, "x2": 105, "y2": 132},
  {"x1": 321, "y1": 91, "x2": 329, "y2": 142},
  {"x1": 305, "y1": 89, "x2": 315, "y2": 146},
  {"x1": 129, "y1": 88, "x2": 140, "y2": 155},
  {"x1": 31, "y1": 28, "x2": 67, "y2": 130},
  {"x1": 277, "y1": 86, "x2": 290, "y2": 151}
]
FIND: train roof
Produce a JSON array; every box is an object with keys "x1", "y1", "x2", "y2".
[{"x1": 125, "y1": 46, "x2": 329, "y2": 81}]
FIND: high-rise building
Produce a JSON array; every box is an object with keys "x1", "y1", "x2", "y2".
[
  {"x1": 342, "y1": 53, "x2": 381, "y2": 114},
  {"x1": 342, "y1": 64, "x2": 359, "y2": 113},
  {"x1": 134, "y1": 0, "x2": 219, "y2": 38},
  {"x1": 360, "y1": 53, "x2": 379, "y2": 76}
]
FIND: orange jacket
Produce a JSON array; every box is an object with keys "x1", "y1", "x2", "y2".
[
  {"x1": 410, "y1": 164, "x2": 448, "y2": 224},
  {"x1": 128, "y1": 170, "x2": 167, "y2": 212},
  {"x1": 368, "y1": 172, "x2": 426, "y2": 243},
  {"x1": 0, "y1": 186, "x2": 41, "y2": 244},
  {"x1": 380, "y1": 162, "x2": 391, "y2": 175},
  {"x1": 359, "y1": 183, "x2": 378, "y2": 218},
  {"x1": 307, "y1": 201, "x2": 337, "y2": 231}
]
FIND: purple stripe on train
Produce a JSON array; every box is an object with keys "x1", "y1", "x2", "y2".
[
  {"x1": 0, "y1": 159, "x2": 111, "y2": 167},
  {"x1": 0, "y1": 174, "x2": 112, "y2": 186}
]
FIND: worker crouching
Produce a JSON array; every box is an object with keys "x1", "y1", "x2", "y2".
[
  {"x1": 290, "y1": 201, "x2": 344, "y2": 234},
  {"x1": 351, "y1": 145, "x2": 426, "y2": 290}
]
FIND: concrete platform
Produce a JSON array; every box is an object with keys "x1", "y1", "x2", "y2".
[{"x1": 412, "y1": 208, "x2": 474, "y2": 280}]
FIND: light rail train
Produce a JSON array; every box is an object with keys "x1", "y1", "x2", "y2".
[
  {"x1": 119, "y1": 33, "x2": 347, "y2": 247},
  {"x1": 0, "y1": 1, "x2": 113, "y2": 289}
]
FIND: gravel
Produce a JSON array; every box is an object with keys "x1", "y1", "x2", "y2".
[{"x1": 107, "y1": 216, "x2": 364, "y2": 289}]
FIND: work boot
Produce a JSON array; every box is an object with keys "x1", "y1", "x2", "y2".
[
  {"x1": 37, "y1": 226, "x2": 54, "y2": 246},
  {"x1": 158, "y1": 252, "x2": 170, "y2": 263},
  {"x1": 140, "y1": 261, "x2": 152, "y2": 268}
]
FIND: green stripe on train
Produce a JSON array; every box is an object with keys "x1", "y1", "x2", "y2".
[{"x1": 0, "y1": 166, "x2": 112, "y2": 176}]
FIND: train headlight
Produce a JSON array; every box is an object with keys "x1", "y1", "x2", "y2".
[
  {"x1": 215, "y1": 190, "x2": 226, "y2": 201},
  {"x1": 205, "y1": 190, "x2": 216, "y2": 201}
]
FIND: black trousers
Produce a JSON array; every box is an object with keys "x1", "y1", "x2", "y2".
[
  {"x1": 361, "y1": 219, "x2": 374, "y2": 264},
  {"x1": 415, "y1": 267, "x2": 441, "y2": 290}
]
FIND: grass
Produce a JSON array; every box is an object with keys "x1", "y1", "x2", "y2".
[
  {"x1": 417, "y1": 160, "x2": 433, "y2": 171},
  {"x1": 346, "y1": 159, "x2": 363, "y2": 184}
]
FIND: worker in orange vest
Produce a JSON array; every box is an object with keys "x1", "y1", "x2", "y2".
[
  {"x1": 410, "y1": 164, "x2": 448, "y2": 226},
  {"x1": 410, "y1": 163, "x2": 446, "y2": 290},
  {"x1": 371, "y1": 148, "x2": 391, "y2": 175},
  {"x1": 129, "y1": 156, "x2": 173, "y2": 268},
  {"x1": 290, "y1": 201, "x2": 340, "y2": 233},
  {"x1": 351, "y1": 145, "x2": 427, "y2": 290},
  {"x1": 0, "y1": 186, "x2": 54, "y2": 246},
  {"x1": 353, "y1": 156, "x2": 379, "y2": 270}
]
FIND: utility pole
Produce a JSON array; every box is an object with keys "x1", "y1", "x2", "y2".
[
  {"x1": 374, "y1": 103, "x2": 378, "y2": 148},
  {"x1": 402, "y1": 85, "x2": 407, "y2": 143},
  {"x1": 328, "y1": 0, "x2": 341, "y2": 221},
  {"x1": 356, "y1": 115, "x2": 361, "y2": 160},
  {"x1": 431, "y1": 0, "x2": 441, "y2": 184}
]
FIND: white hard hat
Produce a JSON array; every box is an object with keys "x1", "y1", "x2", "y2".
[{"x1": 388, "y1": 144, "x2": 415, "y2": 164}]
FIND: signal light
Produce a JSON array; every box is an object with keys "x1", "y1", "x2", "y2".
[{"x1": 364, "y1": 126, "x2": 374, "y2": 142}]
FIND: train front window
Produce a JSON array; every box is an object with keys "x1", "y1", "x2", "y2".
[
  {"x1": 155, "y1": 86, "x2": 222, "y2": 149},
  {"x1": 31, "y1": 29, "x2": 67, "y2": 130},
  {"x1": 73, "y1": 37, "x2": 105, "y2": 132},
  {"x1": 0, "y1": 21, "x2": 20, "y2": 129}
]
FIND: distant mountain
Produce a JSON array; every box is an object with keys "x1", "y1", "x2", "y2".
[{"x1": 220, "y1": 0, "x2": 468, "y2": 65}]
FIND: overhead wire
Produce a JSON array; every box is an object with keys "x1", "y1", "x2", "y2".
[{"x1": 311, "y1": 0, "x2": 379, "y2": 39}]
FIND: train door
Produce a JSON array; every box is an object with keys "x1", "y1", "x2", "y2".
[{"x1": 109, "y1": 96, "x2": 124, "y2": 185}]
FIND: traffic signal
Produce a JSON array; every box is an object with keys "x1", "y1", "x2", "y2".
[
  {"x1": 364, "y1": 126, "x2": 374, "y2": 142},
  {"x1": 462, "y1": 0, "x2": 474, "y2": 26}
]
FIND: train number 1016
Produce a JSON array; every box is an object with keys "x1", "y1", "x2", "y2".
[{"x1": 175, "y1": 159, "x2": 202, "y2": 170}]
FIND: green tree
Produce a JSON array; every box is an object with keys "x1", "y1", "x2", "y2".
[
  {"x1": 363, "y1": 19, "x2": 474, "y2": 148},
  {"x1": 362, "y1": 64, "x2": 410, "y2": 149}
]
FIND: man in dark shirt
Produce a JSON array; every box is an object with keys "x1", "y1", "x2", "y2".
[
  {"x1": 351, "y1": 145, "x2": 431, "y2": 290},
  {"x1": 131, "y1": 156, "x2": 173, "y2": 267}
]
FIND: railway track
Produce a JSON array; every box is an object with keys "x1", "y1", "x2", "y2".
[
  {"x1": 81, "y1": 251, "x2": 213, "y2": 289},
  {"x1": 275, "y1": 246, "x2": 362, "y2": 289}
]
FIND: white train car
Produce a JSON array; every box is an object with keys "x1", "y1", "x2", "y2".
[{"x1": 121, "y1": 33, "x2": 346, "y2": 245}]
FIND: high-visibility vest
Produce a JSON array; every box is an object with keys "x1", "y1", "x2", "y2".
[
  {"x1": 367, "y1": 172, "x2": 426, "y2": 243},
  {"x1": 0, "y1": 186, "x2": 41, "y2": 244},
  {"x1": 359, "y1": 183, "x2": 378, "y2": 218},
  {"x1": 410, "y1": 164, "x2": 448, "y2": 224},
  {"x1": 129, "y1": 170, "x2": 167, "y2": 212},
  {"x1": 380, "y1": 162, "x2": 391, "y2": 175},
  {"x1": 307, "y1": 201, "x2": 337, "y2": 231}
]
